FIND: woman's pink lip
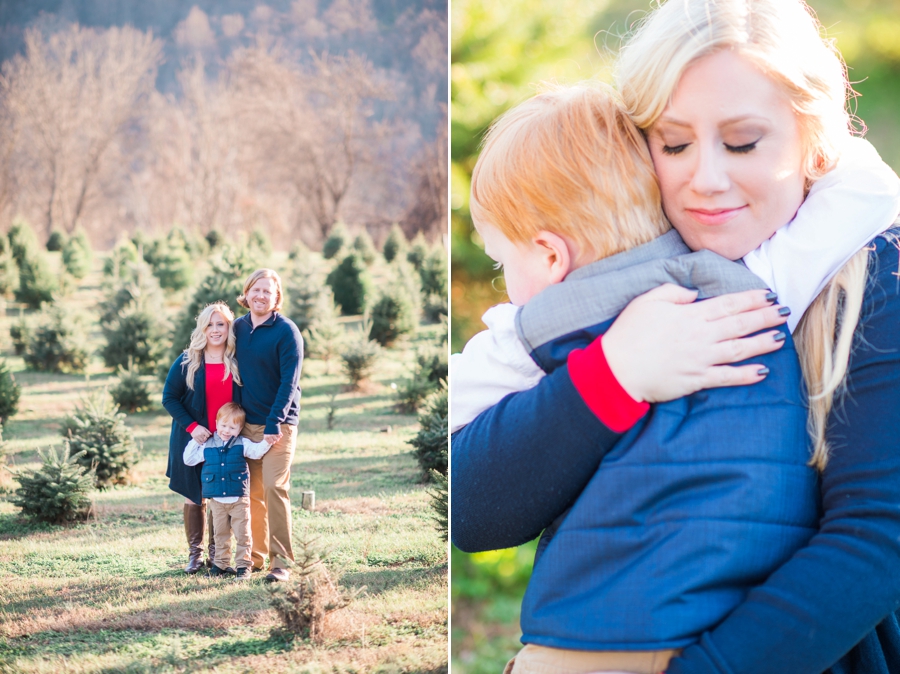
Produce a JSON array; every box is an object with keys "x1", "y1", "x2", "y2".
[{"x1": 685, "y1": 206, "x2": 747, "y2": 226}]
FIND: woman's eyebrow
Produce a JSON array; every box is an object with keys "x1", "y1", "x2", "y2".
[{"x1": 656, "y1": 113, "x2": 769, "y2": 128}]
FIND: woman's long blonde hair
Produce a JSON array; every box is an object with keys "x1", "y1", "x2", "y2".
[
  {"x1": 182, "y1": 302, "x2": 241, "y2": 390},
  {"x1": 616, "y1": 0, "x2": 868, "y2": 470}
]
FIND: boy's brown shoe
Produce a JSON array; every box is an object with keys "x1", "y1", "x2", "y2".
[{"x1": 265, "y1": 568, "x2": 290, "y2": 583}]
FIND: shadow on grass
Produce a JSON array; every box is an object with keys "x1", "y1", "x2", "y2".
[
  {"x1": 342, "y1": 563, "x2": 446, "y2": 596},
  {"x1": 198, "y1": 631, "x2": 294, "y2": 659},
  {"x1": 0, "y1": 512, "x2": 58, "y2": 540}
]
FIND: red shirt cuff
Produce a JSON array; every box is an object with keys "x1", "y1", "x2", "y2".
[
  {"x1": 186, "y1": 422, "x2": 198, "y2": 434},
  {"x1": 567, "y1": 335, "x2": 649, "y2": 433}
]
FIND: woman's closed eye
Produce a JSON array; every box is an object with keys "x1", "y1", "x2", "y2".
[
  {"x1": 661, "y1": 143, "x2": 689, "y2": 155},
  {"x1": 724, "y1": 140, "x2": 759, "y2": 154}
]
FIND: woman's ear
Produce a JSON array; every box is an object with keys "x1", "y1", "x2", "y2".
[{"x1": 532, "y1": 230, "x2": 575, "y2": 284}]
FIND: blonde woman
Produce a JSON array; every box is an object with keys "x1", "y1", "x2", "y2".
[
  {"x1": 452, "y1": 1, "x2": 900, "y2": 673},
  {"x1": 162, "y1": 302, "x2": 242, "y2": 575}
]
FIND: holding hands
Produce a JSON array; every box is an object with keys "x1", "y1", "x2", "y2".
[{"x1": 190, "y1": 425, "x2": 212, "y2": 444}]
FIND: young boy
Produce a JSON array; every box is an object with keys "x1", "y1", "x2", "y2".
[
  {"x1": 451, "y1": 83, "x2": 900, "y2": 432},
  {"x1": 183, "y1": 402, "x2": 273, "y2": 579}
]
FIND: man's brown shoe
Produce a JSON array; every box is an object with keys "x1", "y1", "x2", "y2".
[{"x1": 265, "y1": 568, "x2": 290, "y2": 583}]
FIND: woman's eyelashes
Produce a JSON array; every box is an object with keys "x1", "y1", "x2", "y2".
[
  {"x1": 661, "y1": 139, "x2": 759, "y2": 155},
  {"x1": 724, "y1": 140, "x2": 759, "y2": 154}
]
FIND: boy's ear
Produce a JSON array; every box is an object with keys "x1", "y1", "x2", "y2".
[{"x1": 533, "y1": 230, "x2": 574, "y2": 283}]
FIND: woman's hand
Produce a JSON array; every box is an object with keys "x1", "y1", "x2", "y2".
[
  {"x1": 191, "y1": 425, "x2": 212, "y2": 443},
  {"x1": 602, "y1": 284, "x2": 790, "y2": 403}
]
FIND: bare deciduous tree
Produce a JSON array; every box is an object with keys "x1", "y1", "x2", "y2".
[{"x1": 2, "y1": 25, "x2": 162, "y2": 237}]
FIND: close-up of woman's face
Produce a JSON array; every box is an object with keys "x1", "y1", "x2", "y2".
[{"x1": 647, "y1": 49, "x2": 808, "y2": 261}]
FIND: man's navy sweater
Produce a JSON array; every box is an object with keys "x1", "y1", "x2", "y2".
[
  {"x1": 451, "y1": 233, "x2": 900, "y2": 672},
  {"x1": 233, "y1": 312, "x2": 303, "y2": 434}
]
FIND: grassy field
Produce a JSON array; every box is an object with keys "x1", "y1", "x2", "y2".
[{"x1": 0, "y1": 256, "x2": 448, "y2": 673}]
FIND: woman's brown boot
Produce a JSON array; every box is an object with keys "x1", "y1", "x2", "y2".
[
  {"x1": 205, "y1": 502, "x2": 216, "y2": 567},
  {"x1": 183, "y1": 503, "x2": 205, "y2": 574}
]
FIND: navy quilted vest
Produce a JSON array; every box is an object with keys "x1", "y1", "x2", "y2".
[
  {"x1": 516, "y1": 231, "x2": 820, "y2": 650},
  {"x1": 200, "y1": 435, "x2": 250, "y2": 499}
]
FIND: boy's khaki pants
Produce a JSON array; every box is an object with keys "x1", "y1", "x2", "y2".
[
  {"x1": 209, "y1": 497, "x2": 251, "y2": 569},
  {"x1": 505, "y1": 644, "x2": 679, "y2": 674},
  {"x1": 242, "y1": 423, "x2": 296, "y2": 571}
]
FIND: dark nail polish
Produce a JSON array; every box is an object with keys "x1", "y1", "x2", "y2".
[
  {"x1": 757, "y1": 367, "x2": 770, "y2": 376},
  {"x1": 773, "y1": 331, "x2": 786, "y2": 342},
  {"x1": 765, "y1": 292, "x2": 777, "y2": 303},
  {"x1": 778, "y1": 306, "x2": 791, "y2": 317}
]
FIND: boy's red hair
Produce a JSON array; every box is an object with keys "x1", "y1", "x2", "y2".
[{"x1": 470, "y1": 83, "x2": 669, "y2": 265}]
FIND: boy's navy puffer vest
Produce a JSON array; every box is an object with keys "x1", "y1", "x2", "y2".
[
  {"x1": 515, "y1": 231, "x2": 820, "y2": 650},
  {"x1": 200, "y1": 434, "x2": 250, "y2": 499}
]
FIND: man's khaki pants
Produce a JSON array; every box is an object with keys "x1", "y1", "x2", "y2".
[
  {"x1": 208, "y1": 497, "x2": 251, "y2": 570},
  {"x1": 243, "y1": 423, "x2": 296, "y2": 570}
]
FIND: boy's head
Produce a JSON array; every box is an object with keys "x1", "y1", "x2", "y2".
[
  {"x1": 216, "y1": 402, "x2": 246, "y2": 441},
  {"x1": 470, "y1": 83, "x2": 670, "y2": 305}
]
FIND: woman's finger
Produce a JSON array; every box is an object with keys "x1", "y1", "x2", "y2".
[
  {"x1": 709, "y1": 305, "x2": 790, "y2": 342},
  {"x1": 699, "y1": 363, "x2": 773, "y2": 390},
  {"x1": 708, "y1": 330, "x2": 787, "y2": 365},
  {"x1": 696, "y1": 289, "x2": 778, "y2": 322}
]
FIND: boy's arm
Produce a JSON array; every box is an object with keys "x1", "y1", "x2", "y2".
[
  {"x1": 743, "y1": 136, "x2": 900, "y2": 332},
  {"x1": 241, "y1": 437, "x2": 273, "y2": 460},
  {"x1": 183, "y1": 439, "x2": 206, "y2": 466},
  {"x1": 451, "y1": 304, "x2": 545, "y2": 433}
]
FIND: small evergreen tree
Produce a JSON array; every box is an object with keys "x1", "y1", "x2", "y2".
[
  {"x1": 103, "y1": 240, "x2": 140, "y2": 280},
  {"x1": 0, "y1": 359, "x2": 21, "y2": 424},
  {"x1": 420, "y1": 245, "x2": 448, "y2": 298},
  {"x1": 11, "y1": 445, "x2": 95, "y2": 524},
  {"x1": 305, "y1": 308, "x2": 345, "y2": 367},
  {"x1": 149, "y1": 243, "x2": 193, "y2": 291},
  {"x1": 9, "y1": 318, "x2": 30, "y2": 356},
  {"x1": 352, "y1": 230, "x2": 377, "y2": 265},
  {"x1": 326, "y1": 253, "x2": 372, "y2": 316},
  {"x1": 322, "y1": 222, "x2": 348, "y2": 260},
  {"x1": 382, "y1": 223, "x2": 407, "y2": 263},
  {"x1": 369, "y1": 284, "x2": 418, "y2": 346},
  {"x1": 288, "y1": 240, "x2": 310, "y2": 261},
  {"x1": 110, "y1": 360, "x2": 152, "y2": 413},
  {"x1": 169, "y1": 246, "x2": 258, "y2": 355},
  {"x1": 205, "y1": 229, "x2": 223, "y2": 250},
  {"x1": 249, "y1": 228, "x2": 273, "y2": 257},
  {"x1": 99, "y1": 262, "x2": 168, "y2": 374},
  {"x1": 406, "y1": 232, "x2": 429, "y2": 270},
  {"x1": 428, "y1": 470, "x2": 448, "y2": 539},
  {"x1": 341, "y1": 333, "x2": 381, "y2": 389},
  {"x1": 62, "y1": 391, "x2": 136, "y2": 489},
  {"x1": 23, "y1": 306, "x2": 89, "y2": 373},
  {"x1": 408, "y1": 385, "x2": 447, "y2": 477},
  {"x1": 15, "y1": 253, "x2": 57, "y2": 308},
  {"x1": 61, "y1": 230, "x2": 93, "y2": 280},
  {"x1": 0, "y1": 235, "x2": 18, "y2": 296},
  {"x1": 8, "y1": 219, "x2": 39, "y2": 266},
  {"x1": 46, "y1": 230, "x2": 66, "y2": 252},
  {"x1": 286, "y1": 262, "x2": 334, "y2": 333}
]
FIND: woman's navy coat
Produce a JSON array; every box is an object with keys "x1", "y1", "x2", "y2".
[{"x1": 162, "y1": 354, "x2": 241, "y2": 504}]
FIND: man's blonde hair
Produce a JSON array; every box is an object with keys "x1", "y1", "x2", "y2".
[
  {"x1": 237, "y1": 268, "x2": 284, "y2": 312},
  {"x1": 470, "y1": 83, "x2": 670, "y2": 265}
]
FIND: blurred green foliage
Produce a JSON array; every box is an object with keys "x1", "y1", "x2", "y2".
[{"x1": 451, "y1": 0, "x2": 900, "y2": 670}]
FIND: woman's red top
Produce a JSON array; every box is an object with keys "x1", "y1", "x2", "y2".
[{"x1": 185, "y1": 363, "x2": 233, "y2": 434}]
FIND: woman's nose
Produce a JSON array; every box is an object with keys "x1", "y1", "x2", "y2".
[{"x1": 689, "y1": 143, "x2": 730, "y2": 195}]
